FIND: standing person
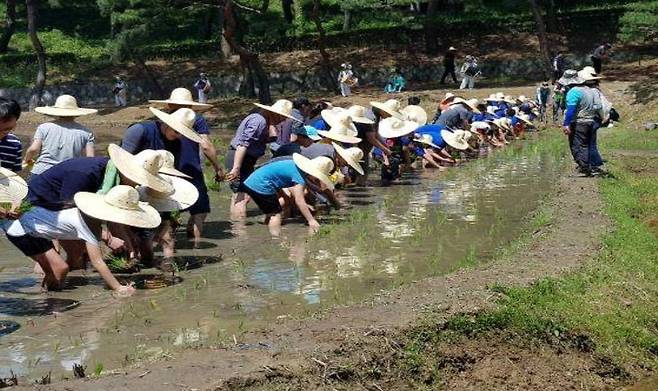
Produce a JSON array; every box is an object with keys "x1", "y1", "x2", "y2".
[
  {"x1": 193, "y1": 73, "x2": 212, "y2": 104},
  {"x1": 0, "y1": 97, "x2": 24, "y2": 173},
  {"x1": 591, "y1": 43, "x2": 611, "y2": 74},
  {"x1": 440, "y1": 47, "x2": 458, "y2": 85},
  {"x1": 536, "y1": 82, "x2": 551, "y2": 125},
  {"x1": 23, "y1": 95, "x2": 96, "y2": 176},
  {"x1": 226, "y1": 99, "x2": 299, "y2": 219},
  {"x1": 149, "y1": 88, "x2": 223, "y2": 245},
  {"x1": 338, "y1": 63, "x2": 355, "y2": 97},
  {"x1": 459, "y1": 56, "x2": 479, "y2": 90},
  {"x1": 552, "y1": 82, "x2": 566, "y2": 123},
  {"x1": 113, "y1": 76, "x2": 127, "y2": 107},
  {"x1": 552, "y1": 51, "x2": 567, "y2": 82}
]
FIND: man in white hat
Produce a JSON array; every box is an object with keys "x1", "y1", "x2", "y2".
[
  {"x1": 23, "y1": 95, "x2": 97, "y2": 176},
  {"x1": 226, "y1": 99, "x2": 298, "y2": 219},
  {"x1": 113, "y1": 76, "x2": 127, "y2": 107}
]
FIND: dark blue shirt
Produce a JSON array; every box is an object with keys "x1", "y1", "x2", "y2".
[
  {"x1": 178, "y1": 114, "x2": 209, "y2": 177},
  {"x1": 414, "y1": 124, "x2": 447, "y2": 149},
  {"x1": 121, "y1": 120, "x2": 181, "y2": 164},
  {"x1": 27, "y1": 157, "x2": 110, "y2": 210}
]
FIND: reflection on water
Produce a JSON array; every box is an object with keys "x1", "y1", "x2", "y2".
[{"x1": 0, "y1": 138, "x2": 563, "y2": 378}]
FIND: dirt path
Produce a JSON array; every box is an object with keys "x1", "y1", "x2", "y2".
[{"x1": 18, "y1": 161, "x2": 610, "y2": 390}]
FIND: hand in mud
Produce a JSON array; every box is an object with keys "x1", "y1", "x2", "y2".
[
  {"x1": 308, "y1": 219, "x2": 320, "y2": 232},
  {"x1": 115, "y1": 284, "x2": 136, "y2": 298},
  {"x1": 563, "y1": 126, "x2": 571, "y2": 135},
  {"x1": 214, "y1": 169, "x2": 226, "y2": 182},
  {"x1": 226, "y1": 168, "x2": 240, "y2": 182}
]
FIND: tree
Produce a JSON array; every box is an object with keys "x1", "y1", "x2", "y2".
[
  {"x1": 529, "y1": 0, "x2": 553, "y2": 79},
  {"x1": 617, "y1": 1, "x2": 658, "y2": 43},
  {"x1": 0, "y1": 0, "x2": 17, "y2": 53},
  {"x1": 311, "y1": 0, "x2": 337, "y2": 91},
  {"x1": 281, "y1": 0, "x2": 293, "y2": 24},
  {"x1": 26, "y1": 0, "x2": 46, "y2": 110},
  {"x1": 424, "y1": 0, "x2": 439, "y2": 55}
]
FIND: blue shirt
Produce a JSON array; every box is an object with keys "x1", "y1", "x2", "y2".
[
  {"x1": 230, "y1": 113, "x2": 269, "y2": 158},
  {"x1": 244, "y1": 159, "x2": 306, "y2": 195},
  {"x1": 564, "y1": 87, "x2": 584, "y2": 125},
  {"x1": 178, "y1": 114, "x2": 209, "y2": 177},
  {"x1": 121, "y1": 120, "x2": 181, "y2": 164},
  {"x1": 27, "y1": 157, "x2": 109, "y2": 210},
  {"x1": 414, "y1": 124, "x2": 448, "y2": 149},
  {"x1": 311, "y1": 118, "x2": 329, "y2": 131},
  {"x1": 0, "y1": 134, "x2": 22, "y2": 172}
]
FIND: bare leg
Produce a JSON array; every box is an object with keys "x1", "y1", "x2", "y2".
[
  {"x1": 230, "y1": 192, "x2": 250, "y2": 220},
  {"x1": 267, "y1": 213, "x2": 283, "y2": 237},
  {"x1": 32, "y1": 249, "x2": 69, "y2": 290},
  {"x1": 186, "y1": 213, "x2": 207, "y2": 247},
  {"x1": 59, "y1": 240, "x2": 87, "y2": 270},
  {"x1": 157, "y1": 220, "x2": 176, "y2": 258}
]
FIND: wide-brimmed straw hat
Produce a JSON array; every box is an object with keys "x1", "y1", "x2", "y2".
[
  {"x1": 495, "y1": 92, "x2": 505, "y2": 100},
  {"x1": 108, "y1": 144, "x2": 173, "y2": 194},
  {"x1": 485, "y1": 94, "x2": 499, "y2": 102},
  {"x1": 370, "y1": 99, "x2": 403, "y2": 119},
  {"x1": 137, "y1": 175, "x2": 199, "y2": 212},
  {"x1": 35, "y1": 95, "x2": 97, "y2": 117},
  {"x1": 292, "y1": 153, "x2": 335, "y2": 190},
  {"x1": 440, "y1": 92, "x2": 457, "y2": 105},
  {"x1": 502, "y1": 96, "x2": 517, "y2": 105},
  {"x1": 578, "y1": 68, "x2": 604, "y2": 82},
  {"x1": 149, "y1": 87, "x2": 212, "y2": 109},
  {"x1": 135, "y1": 149, "x2": 190, "y2": 179},
  {"x1": 470, "y1": 121, "x2": 491, "y2": 134},
  {"x1": 346, "y1": 105, "x2": 374, "y2": 124},
  {"x1": 515, "y1": 113, "x2": 533, "y2": 126},
  {"x1": 317, "y1": 111, "x2": 362, "y2": 144},
  {"x1": 254, "y1": 99, "x2": 301, "y2": 122},
  {"x1": 557, "y1": 69, "x2": 583, "y2": 86},
  {"x1": 0, "y1": 167, "x2": 27, "y2": 203},
  {"x1": 332, "y1": 142, "x2": 364, "y2": 175},
  {"x1": 494, "y1": 118, "x2": 512, "y2": 132},
  {"x1": 149, "y1": 107, "x2": 203, "y2": 144},
  {"x1": 441, "y1": 129, "x2": 470, "y2": 150},
  {"x1": 75, "y1": 185, "x2": 161, "y2": 228},
  {"x1": 378, "y1": 117, "x2": 419, "y2": 139},
  {"x1": 516, "y1": 95, "x2": 528, "y2": 103},
  {"x1": 400, "y1": 105, "x2": 428, "y2": 126},
  {"x1": 451, "y1": 98, "x2": 481, "y2": 114},
  {"x1": 413, "y1": 133, "x2": 440, "y2": 149}
]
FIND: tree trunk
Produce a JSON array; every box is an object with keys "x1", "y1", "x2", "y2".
[
  {"x1": 222, "y1": 0, "x2": 271, "y2": 103},
  {"x1": 543, "y1": 0, "x2": 558, "y2": 33},
  {"x1": 342, "y1": 7, "x2": 351, "y2": 32},
  {"x1": 0, "y1": 0, "x2": 17, "y2": 53},
  {"x1": 26, "y1": 0, "x2": 46, "y2": 110},
  {"x1": 216, "y1": 5, "x2": 232, "y2": 59},
  {"x1": 424, "y1": 0, "x2": 439, "y2": 55},
  {"x1": 529, "y1": 0, "x2": 553, "y2": 79},
  {"x1": 135, "y1": 56, "x2": 165, "y2": 98},
  {"x1": 312, "y1": 0, "x2": 337, "y2": 91},
  {"x1": 282, "y1": 0, "x2": 293, "y2": 24}
]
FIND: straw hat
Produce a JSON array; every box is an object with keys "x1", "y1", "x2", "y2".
[
  {"x1": 516, "y1": 95, "x2": 528, "y2": 103},
  {"x1": 486, "y1": 106, "x2": 498, "y2": 116},
  {"x1": 502, "y1": 96, "x2": 517, "y2": 105},
  {"x1": 440, "y1": 129, "x2": 470, "y2": 150},
  {"x1": 137, "y1": 175, "x2": 199, "y2": 212},
  {"x1": 292, "y1": 153, "x2": 335, "y2": 191},
  {"x1": 332, "y1": 142, "x2": 364, "y2": 175},
  {"x1": 515, "y1": 113, "x2": 533, "y2": 126},
  {"x1": 440, "y1": 92, "x2": 457, "y2": 105},
  {"x1": 378, "y1": 117, "x2": 419, "y2": 139},
  {"x1": 346, "y1": 105, "x2": 374, "y2": 124},
  {"x1": 495, "y1": 92, "x2": 505, "y2": 100},
  {"x1": 400, "y1": 105, "x2": 428, "y2": 126},
  {"x1": 581, "y1": 66, "x2": 598, "y2": 76},
  {"x1": 495, "y1": 118, "x2": 512, "y2": 132},
  {"x1": 0, "y1": 167, "x2": 27, "y2": 204},
  {"x1": 254, "y1": 99, "x2": 301, "y2": 122},
  {"x1": 578, "y1": 68, "x2": 604, "y2": 82},
  {"x1": 485, "y1": 94, "x2": 499, "y2": 102},
  {"x1": 413, "y1": 133, "x2": 440, "y2": 149},
  {"x1": 149, "y1": 107, "x2": 203, "y2": 144},
  {"x1": 370, "y1": 99, "x2": 403, "y2": 119},
  {"x1": 135, "y1": 149, "x2": 190, "y2": 179},
  {"x1": 35, "y1": 95, "x2": 97, "y2": 117},
  {"x1": 149, "y1": 87, "x2": 212, "y2": 109},
  {"x1": 470, "y1": 121, "x2": 491, "y2": 134},
  {"x1": 317, "y1": 111, "x2": 362, "y2": 144},
  {"x1": 75, "y1": 185, "x2": 161, "y2": 229},
  {"x1": 108, "y1": 144, "x2": 173, "y2": 194},
  {"x1": 451, "y1": 98, "x2": 481, "y2": 114}
]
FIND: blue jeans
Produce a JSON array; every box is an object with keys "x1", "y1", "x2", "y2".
[{"x1": 589, "y1": 123, "x2": 603, "y2": 167}]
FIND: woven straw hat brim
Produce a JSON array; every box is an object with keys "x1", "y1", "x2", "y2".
[
  {"x1": 413, "y1": 137, "x2": 440, "y2": 149},
  {"x1": 292, "y1": 153, "x2": 334, "y2": 191},
  {"x1": 332, "y1": 142, "x2": 364, "y2": 175},
  {"x1": 108, "y1": 144, "x2": 174, "y2": 194},
  {"x1": 74, "y1": 192, "x2": 162, "y2": 229},
  {"x1": 150, "y1": 108, "x2": 203, "y2": 143},
  {"x1": 316, "y1": 129, "x2": 362, "y2": 144},
  {"x1": 378, "y1": 119, "x2": 418, "y2": 139},
  {"x1": 321, "y1": 109, "x2": 359, "y2": 135},
  {"x1": 253, "y1": 103, "x2": 302, "y2": 122},
  {"x1": 159, "y1": 166, "x2": 191, "y2": 179},
  {"x1": 441, "y1": 129, "x2": 469, "y2": 151},
  {"x1": 137, "y1": 175, "x2": 199, "y2": 212},
  {"x1": 350, "y1": 115, "x2": 374, "y2": 124},
  {"x1": 516, "y1": 116, "x2": 533, "y2": 126},
  {"x1": 370, "y1": 101, "x2": 403, "y2": 119},
  {"x1": 34, "y1": 107, "x2": 98, "y2": 117},
  {"x1": 148, "y1": 99, "x2": 212, "y2": 109},
  {"x1": 0, "y1": 167, "x2": 28, "y2": 203}
]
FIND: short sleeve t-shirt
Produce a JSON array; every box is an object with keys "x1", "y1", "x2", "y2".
[
  {"x1": 436, "y1": 105, "x2": 471, "y2": 128},
  {"x1": 31, "y1": 121, "x2": 95, "y2": 175},
  {"x1": 0, "y1": 134, "x2": 22, "y2": 172},
  {"x1": 230, "y1": 113, "x2": 269, "y2": 158},
  {"x1": 301, "y1": 143, "x2": 335, "y2": 160},
  {"x1": 3, "y1": 207, "x2": 100, "y2": 245},
  {"x1": 414, "y1": 124, "x2": 447, "y2": 149},
  {"x1": 243, "y1": 159, "x2": 306, "y2": 195}
]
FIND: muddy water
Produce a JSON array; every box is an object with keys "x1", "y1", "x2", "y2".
[{"x1": 0, "y1": 137, "x2": 563, "y2": 379}]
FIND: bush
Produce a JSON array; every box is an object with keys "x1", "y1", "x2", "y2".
[{"x1": 617, "y1": 1, "x2": 658, "y2": 43}]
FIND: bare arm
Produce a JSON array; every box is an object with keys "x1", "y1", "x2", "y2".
[
  {"x1": 291, "y1": 184, "x2": 319, "y2": 229},
  {"x1": 227, "y1": 145, "x2": 247, "y2": 181},
  {"x1": 85, "y1": 143, "x2": 95, "y2": 157},
  {"x1": 86, "y1": 242, "x2": 134, "y2": 295},
  {"x1": 199, "y1": 134, "x2": 224, "y2": 178},
  {"x1": 367, "y1": 132, "x2": 391, "y2": 156},
  {"x1": 22, "y1": 139, "x2": 42, "y2": 165}
]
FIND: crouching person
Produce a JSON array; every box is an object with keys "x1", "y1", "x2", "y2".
[{"x1": 241, "y1": 153, "x2": 335, "y2": 237}]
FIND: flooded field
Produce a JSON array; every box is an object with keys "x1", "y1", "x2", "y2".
[{"x1": 0, "y1": 134, "x2": 565, "y2": 380}]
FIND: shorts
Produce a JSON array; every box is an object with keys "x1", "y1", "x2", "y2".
[
  {"x1": 225, "y1": 148, "x2": 259, "y2": 193},
  {"x1": 184, "y1": 172, "x2": 211, "y2": 215},
  {"x1": 242, "y1": 185, "x2": 282, "y2": 215},
  {"x1": 6, "y1": 233, "x2": 54, "y2": 257}
]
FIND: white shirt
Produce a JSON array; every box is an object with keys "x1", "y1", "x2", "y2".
[{"x1": 3, "y1": 207, "x2": 99, "y2": 245}]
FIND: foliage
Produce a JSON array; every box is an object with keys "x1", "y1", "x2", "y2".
[{"x1": 617, "y1": 1, "x2": 658, "y2": 43}]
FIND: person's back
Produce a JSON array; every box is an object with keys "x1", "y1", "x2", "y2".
[{"x1": 31, "y1": 120, "x2": 95, "y2": 175}]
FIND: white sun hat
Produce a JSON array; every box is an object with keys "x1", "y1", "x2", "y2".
[
  {"x1": 135, "y1": 149, "x2": 190, "y2": 179},
  {"x1": 578, "y1": 68, "x2": 604, "y2": 82},
  {"x1": 495, "y1": 118, "x2": 512, "y2": 132},
  {"x1": 149, "y1": 107, "x2": 203, "y2": 144},
  {"x1": 137, "y1": 175, "x2": 199, "y2": 212},
  {"x1": 450, "y1": 97, "x2": 481, "y2": 114},
  {"x1": 502, "y1": 96, "x2": 517, "y2": 105},
  {"x1": 370, "y1": 99, "x2": 403, "y2": 119},
  {"x1": 485, "y1": 94, "x2": 499, "y2": 102},
  {"x1": 440, "y1": 129, "x2": 470, "y2": 150},
  {"x1": 470, "y1": 121, "x2": 491, "y2": 134},
  {"x1": 107, "y1": 144, "x2": 174, "y2": 194},
  {"x1": 378, "y1": 117, "x2": 419, "y2": 139},
  {"x1": 346, "y1": 105, "x2": 375, "y2": 124},
  {"x1": 516, "y1": 95, "x2": 528, "y2": 103},
  {"x1": 292, "y1": 153, "x2": 335, "y2": 191},
  {"x1": 413, "y1": 133, "x2": 440, "y2": 149},
  {"x1": 35, "y1": 95, "x2": 98, "y2": 117},
  {"x1": 400, "y1": 105, "x2": 428, "y2": 126},
  {"x1": 332, "y1": 142, "x2": 364, "y2": 175},
  {"x1": 0, "y1": 167, "x2": 28, "y2": 204},
  {"x1": 254, "y1": 99, "x2": 302, "y2": 122},
  {"x1": 441, "y1": 92, "x2": 457, "y2": 105},
  {"x1": 495, "y1": 92, "x2": 505, "y2": 100},
  {"x1": 75, "y1": 185, "x2": 161, "y2": 229},
  {"x1": 317, "y1": 112, "x2": 362, "y2": 144},
  {"x1": 515, "y1": 113, "x2": 533, "y2": 126},
  {"x1": 149, "y1": 87, "x2": 212, "y2": 109}
]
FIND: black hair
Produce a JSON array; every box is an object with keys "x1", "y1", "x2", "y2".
[
  {"x1": 0, "y1": 98, "x2": 21, "y2": 121},
  {"x1": 293, "y1": 97, "x2": 311, "y2": 110},
  {"x1": 408, "y1": 96, "x2": 421, "y2": 105},
  {"x1": 309, "y1": 101, "x2": 330, "y2": 119},
  {"x1": 477, "y1": 103, "x2": 486, "y2": 112},
  {"x1": 506, "y1": 108, "x2": 516, "y2": 117}
]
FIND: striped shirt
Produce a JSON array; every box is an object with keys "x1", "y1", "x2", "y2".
[{"x1": 0, "y1": 134, "x2": 22, "y2": 172}]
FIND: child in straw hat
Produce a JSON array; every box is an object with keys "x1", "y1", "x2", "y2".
[
  {"x1": 412, "y1": 124, "x2": 461, "y2": 168},
  {"x1": 0, "y1": 98, "x2": 23, "y2": 173},
  {"x1": 24, "y1": 95, "x2": 97, "y2": 176}
]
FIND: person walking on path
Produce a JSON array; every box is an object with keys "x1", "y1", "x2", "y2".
[
  {"x1": 552, "y1": 51, "x2": 567, "y2": 82},
  {"x1": 193, "y1": 73, "x2": 212, "y2": 104},
  {"x1": 459, "y1": 56, "x2": 479, "y2": 90},
  {"x1": 591, "y1": 43, "x2": 611, "y2": 74},
  {"x1": 113, "y1": 76, "x2": 127, "y2": 107},
  {"x1": 0, "y1": 98, "x2": 24, "y2": 173},
  {"x1": 440, "y1": 47, "x2": 458, "y2": 85},
  {"x1": 23, "y1": 95, "x2": 96, "y2": 176},
  {"x1": 338, "y1": 63, "x2": 355, "y2": 97},
  {"x1": 536, "y1": 82, "x2": 551, "y2": 125}
]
